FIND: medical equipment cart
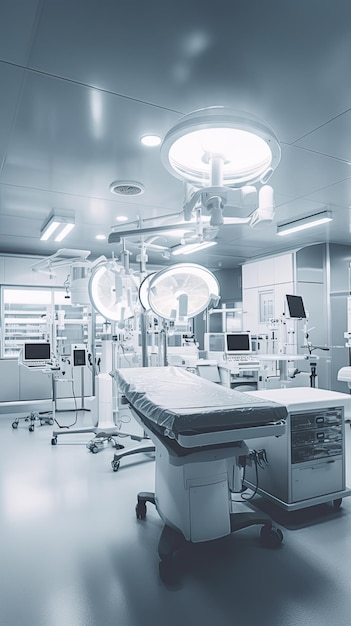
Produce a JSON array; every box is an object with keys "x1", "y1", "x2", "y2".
[{"x1": 244, "y1": 387, "x2": 351, "y2": 511}]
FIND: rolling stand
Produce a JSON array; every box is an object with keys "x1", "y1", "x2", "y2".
[{"x1": 12, "y1": 410, "x2": 54, "y2": 432}]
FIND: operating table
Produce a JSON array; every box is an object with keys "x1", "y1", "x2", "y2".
[{"x1": 114, "y1": 366, "x2": 287, "y2": 581}]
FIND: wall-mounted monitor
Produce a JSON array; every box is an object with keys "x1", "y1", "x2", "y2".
[
  {"x1": 225, "y1": 333, "x2": 252, "y2": 354},
  {"x1": 286, "y1": 294, "x2": 306, "y2": 319},
  {"x1": 23, "y1": 342, "x2": 51, "y2": 363}
]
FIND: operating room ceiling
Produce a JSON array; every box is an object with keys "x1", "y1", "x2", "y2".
[{"x1": 1, "y1": 0, "x2": 351, "y2": 271}]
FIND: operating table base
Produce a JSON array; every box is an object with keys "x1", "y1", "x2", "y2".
[{"x1": 135, "y1": 491, "x2": 283, "y2": 584}]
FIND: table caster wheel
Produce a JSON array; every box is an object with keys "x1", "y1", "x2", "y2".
[
  {"x1": 158, "y1": 559, "x2": 180, "y2": 586},
  {"x1": 12, "y1": 421, "x2": 18, "y2": 429},
  {"x1": 51, "y1": 437, "x2": 57, "y2": 445},
  {"x1": 135, "y1": 502, "x2": 147, "y2": 520},
  {"x1": 333, "y1": 498, "x2": 342, "y2": 509},
  {"x1": 260, "y1": 525, "x2": 283, "y2": 548},
  {"x1": 29, "y1": 425, "x2": 35, "y2": 432},
  {"x1": 111, "y1": 460, "x2": 120, "y2": 472}
]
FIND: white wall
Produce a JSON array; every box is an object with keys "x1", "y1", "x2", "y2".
[
  {"x1": 0, "y1": 254, "x2": 71, "y2": 287},
  {"x1": 242, "y1": 253, "x2": 294, "y2": 334}
]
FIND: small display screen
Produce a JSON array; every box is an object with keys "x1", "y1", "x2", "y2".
[
  {"x1": 286, "y1": 294, "x2": 306, "y2": 319},
  {"x1": 73, "y1": 348, "x2": 86, "y2": 367},
  {"x1": 226, "y1": 333, "x2": 251, "y2": 353},
  {"x1": 24, "y1": 342, "x2": 51, "y2": 361}
]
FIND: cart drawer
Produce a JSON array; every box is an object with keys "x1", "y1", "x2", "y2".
[{"x1": 291, "y1": 458, "x2": 343, "y2": 502}]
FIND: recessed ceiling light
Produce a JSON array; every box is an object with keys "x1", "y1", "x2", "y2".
[
  {"x1": 140, "y1": 135, "x2": 161, "y2": 147},
  {"x1": 96, "y1": 234, "x2": 106, "y2": 240},
  {"x1": 116, "y1": 215, "x2": 128, "y2": 222}
]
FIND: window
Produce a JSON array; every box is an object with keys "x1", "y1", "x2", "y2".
[{"x1": 259, "y1": 290, "x2": 274, "y2": 324}]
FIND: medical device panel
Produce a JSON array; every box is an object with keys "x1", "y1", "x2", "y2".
[{"x1": 23, "y1": 342, "x2": 51, "y2": 367}]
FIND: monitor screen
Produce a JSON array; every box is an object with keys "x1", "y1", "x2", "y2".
[
  {"x1": 286, "y1": 294, "x2": 306, "y2": 319},
  {"x1": 24, "y1": 342, "x2": 51, "y2": 361},
  {"x1": 73, "y1": 348, "x2": 86, "y2": 367},
  {"x1": 225, "y1": 333, "x2": 252, "y2": 353}
]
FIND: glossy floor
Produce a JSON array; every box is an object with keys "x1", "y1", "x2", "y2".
[{"x1": 0, "y1": 411, "x2": 351, "y2": 626}]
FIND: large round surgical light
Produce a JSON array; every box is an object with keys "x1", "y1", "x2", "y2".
[
  {"x1": 161, "y1": 106, "x2": 281, "y2": 187},
  {"x1": 88, "y1": 261, "x2": 139, "y2": 322},
  {"x1": 148, "y1": 263, "x2": 220, "y2": 320},
  {"x1": 138, "y1": 272, "x2": 156, "y2": 310}
]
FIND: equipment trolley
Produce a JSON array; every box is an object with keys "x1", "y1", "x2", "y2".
[{"x1": 244, "y1": 387, "x2": 351, "y2": 511}]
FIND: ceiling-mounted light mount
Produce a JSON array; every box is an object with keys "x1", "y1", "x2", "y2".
[
  {"x1": 107, "y1": 106, "x2": 281, "y2": 246},
  {"x1": 40, "y1": 211, "x2": 75, "y2": 242},
  {"x1": 160, "y1": 106, "x2": 280, "y2": 229},
  {"x1": 276, "y1": 210, "x2": 333, "y2": 237},
  {"x1": 161, "y1": 106, "x2": 281, "y2": 188}
]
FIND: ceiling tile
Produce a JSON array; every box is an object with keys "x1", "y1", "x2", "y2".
[
  {"x1": 295, "y1": 109, "x2": 351, "y2": 162},
  {"x1": 0, "y1": 0, "x2": 41, "y2": 64}
]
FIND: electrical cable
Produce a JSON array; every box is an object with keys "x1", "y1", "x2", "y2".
[
  {"x1": 240, "y1": 455, "x2": 259, "y2": 501},
  {"x1": 53, "y1": 378, "x2": 80, "y2": 429}
]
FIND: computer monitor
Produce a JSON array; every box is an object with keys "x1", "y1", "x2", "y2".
[
  {"x1": 72, "y1": 345, "x2": 87, "y2": 367},
  {"x1": 23, "y1": 342, "x2": 51, "y2": 363},
  {"x1": 286, "y1": 294, "x2": 306, "y2": 319},
  {"x1": 225, "y1": 333, "x2": 252, "y2": 354}
]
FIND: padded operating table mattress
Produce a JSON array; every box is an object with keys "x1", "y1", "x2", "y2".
[{"x1": 115, "y1": 367, "x2": 287, "y2": 447}]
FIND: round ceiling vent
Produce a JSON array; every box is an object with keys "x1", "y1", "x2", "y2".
[{"x1": 109, "y1": 180, "x2": 145, "y2": 196}]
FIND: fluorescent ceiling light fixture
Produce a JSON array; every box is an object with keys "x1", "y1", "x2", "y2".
[
  {"x1": 116, "y1": 215, "x2": 129, "y2": 222},
  {"x1": 171, "y1": 241, "x2": 217, "y2": 256},
  {"x1": 140, "y1": 134, "x2": 161, "y2": 147},
  {"x1": 96, "y1": 234, "x2": 106, "y2": 240},
  {"x1": 276, "y1": 210, "x2": 333, "y2": 237},
  {"x1": 55, "y1": 223, "x2": 75, "y2": 242},
  {"x1": 161, "y1": 106, "x2": 281, "y2": 187},
  {"x1": 40, "y1": 212, "x2": 75, "y2": 242}
]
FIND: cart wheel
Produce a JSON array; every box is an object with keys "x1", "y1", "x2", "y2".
[
  {"x1": 135, "y1": 502, "x2": 147, "y2": 520},
  {"x1": 12, "y1": 421, "x2": 18, "y2": 429},
  {"x1": 111, "y1": 460, "x2": 120, "y2": 472},
  {"x1": 333, "y1": 498, "x2": 342, "y2": 509},
  {"x1": 29, "y1": 425, "x2": 35, "y2": 432},
  {"x1": 90, "y1": 445, "x2": 99, "y2": 454},
  {"x1": 49, "y1": 418, "x2": 54, "y2": 425},
  {"x1": 260, "y1": 525, "x2": 283, "y2": 548},
  {"x1": 51, "y1": 437, "x2": 57, "y2": 446}
]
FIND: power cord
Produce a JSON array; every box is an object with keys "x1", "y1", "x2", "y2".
[
  {"x1": 54, "y1": 379, "x2": 79, "y2": 429},
  {"x1": 232, "y1": 449, "x2": 269, "y2": 502}
]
